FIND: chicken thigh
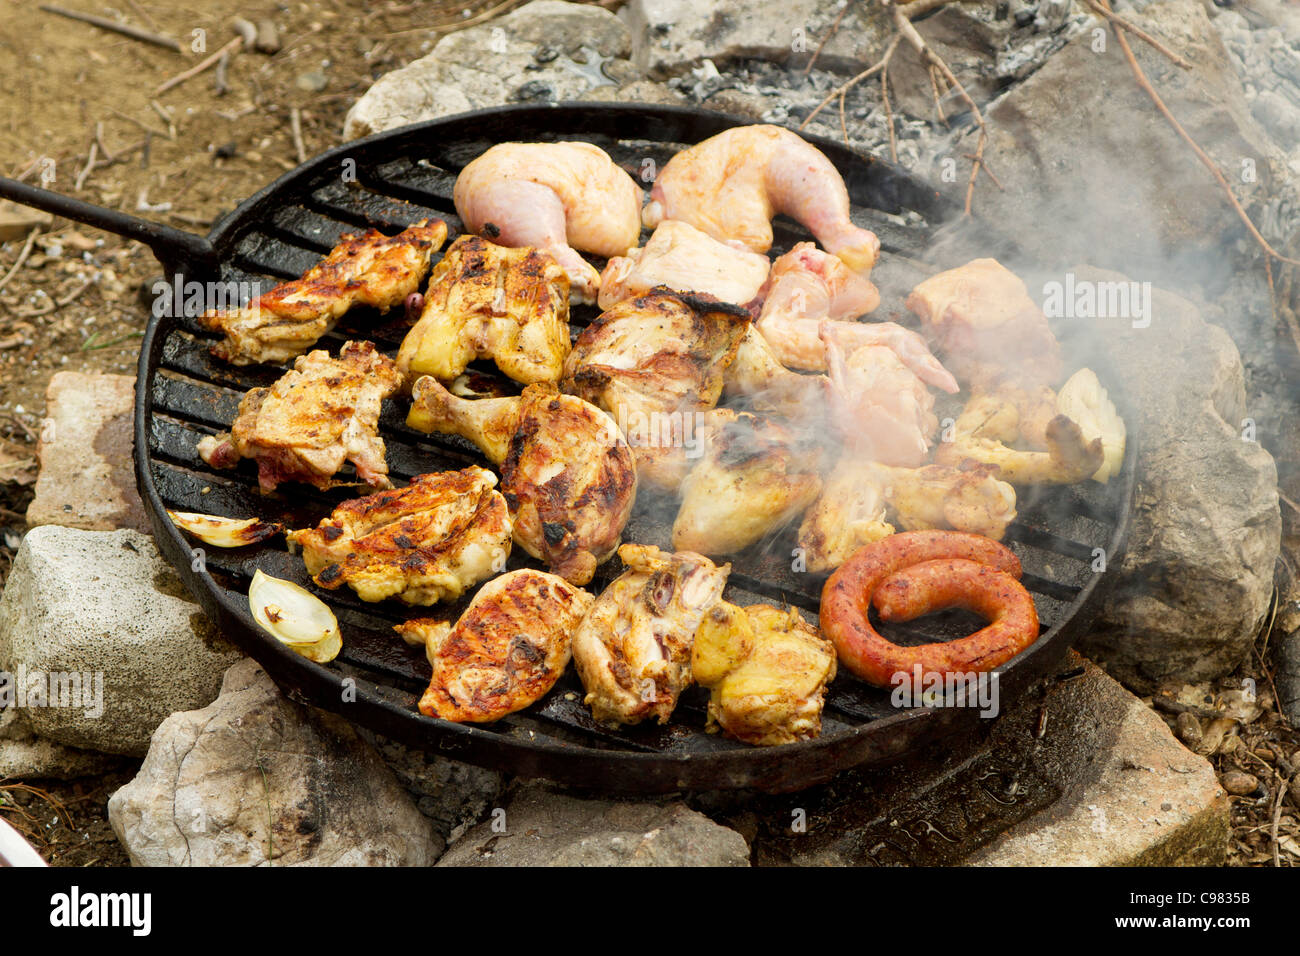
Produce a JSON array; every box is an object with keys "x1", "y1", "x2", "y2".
[
  {"x1": 571, "y1": 544, "x2": 730, "y2": 726},
  {"x1": 407, "y1": 379, "x2": 637, "y2": 585},
  {"x1": 643, "y1": 124, "x2": 880, "y2": 274},
  {"x1": 453, "y1": 141, "x2": 644, "y2": 304}
]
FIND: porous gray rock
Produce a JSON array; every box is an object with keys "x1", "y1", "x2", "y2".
[
  {"x1": 0, "y1": 708, "x2": 127, "y2": 780},
  {"x1": 0, "y1": 527, "x2": 243, "y2": 756},
  {"x1": 620, "y1": 0, "x2": 892, "y2": 78},
  {"x1": 344, "y1": 0, "x2": 635, "y2": 140},
  {"x1": 108, "y1": 658, "x2": 440, "y2": 867},
  {"x1": 436, "y1": 783, "x2": 751, "y2": 866},
  {"x1": 1053, "y1": 267, "x2": 1281, "y2": 690}
]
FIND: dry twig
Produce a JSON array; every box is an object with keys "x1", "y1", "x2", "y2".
[
  {"x1": 0, "y1": 229, "x2": 40, "y2": 293},
  {"x1": 799, "y1": 34, "x2": 901, "y2": 132},
  {"x1": 155, "y1": 36, "x2": 243, "y2": 96},
  {"x1": 1082, "y1": 0, "x2": 1193, "y2": 69},
  {"x1": 802, "y1": 2, "x2": 851, "y2": 76},
  {"x1": 38, "y1": 3, "x2": 182, "y2": 53},
  {"x1": 290, "y1": 107, "x2": 307, "y2": 164}
]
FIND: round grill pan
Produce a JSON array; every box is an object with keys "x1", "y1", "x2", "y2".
[{"x1": 3, "y1": 104, "x2": 1135, "y2": 793}]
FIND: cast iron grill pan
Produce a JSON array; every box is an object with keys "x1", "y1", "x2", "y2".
[{"x1": 10, "y1": 104, "x2": 1136, "y2": 792}]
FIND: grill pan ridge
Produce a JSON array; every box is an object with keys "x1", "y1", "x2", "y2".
[{"x1": 129, "y1": 103, "x2": 1135, "y2": 793}]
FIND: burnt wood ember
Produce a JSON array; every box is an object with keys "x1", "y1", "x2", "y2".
[{"x1": 117, "y1": 105, "x2": 1135, "y2": 791}]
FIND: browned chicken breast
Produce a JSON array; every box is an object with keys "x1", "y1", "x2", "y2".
[
  {"x1": 407, "y1": 378, "x2": 637, "y2": 585},
  {"x1": 571, "y1": 544, "x2": 730, "y2": 726},
  {"x1": 672, "y1": 410, "x2": 822, "y2": 556},
  {"x1": 396, "y1": 235, "x2": 571, "y2": 387},
  {"x1": 905, "y1": 258, "x2": 1063, "y2": 390},
  {"x1": 198, "y1": 220, "x2": 447, "y2": 365},
  {"x1": 596, "y1": 220, "x2": 772, "y2": 310},
  {"x1": 197, "y1": 340, "x2": 401, "y2": 493},
  {"x1": 692, "y1": 601, "x2": 836, "y2": 746},
  {"x1": 286, "y1": 466, "x2": 512, "y2": 605},
  {"x1": 396, "y1": 569, "x2": 594, "y2": 723},
  {"x1": 562, "y1": 289, "x2": 751, "y2": 489}
]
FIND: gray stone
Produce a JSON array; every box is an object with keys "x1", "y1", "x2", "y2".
[
  {"x1": 27, "y1": 372, "x2": 148, "y2": 534},
  {"x1": 437, "y1": 783, "x2": 750, "y2": 866},
  {"x1": 0, "y1": 707, "x2": 128, "y2": 780},
  {"x1": 365, "y1": 732, "x2": 506, "y2": 844},
  {"x1": 0, "y1": 527, "x2": 244, "y2": 756},
  {"x1": 344, "y1": 0, "x2": 634, "y2": 140},
  {"x1": 1053, "y1": 267, "x2": 1281, "y2": 690},
  {"x1": 108, "y1": 658, "x2": 440, "y2": 866},
  {"x1": 620, "y1": 0, "x2": 893, "y2": 79}
]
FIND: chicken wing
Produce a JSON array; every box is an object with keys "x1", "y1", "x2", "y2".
[
  {"x1": 196, "y1": 340, "x2": 401, "y2": 492},
  {"x1": 407, "y1": 379, "x2": 637, "y2": 585},
  {"x1": 198, "y1": 220, "x2": 447, "y2": 365},
  {"x1": 824, "y1": 330, "x2": 938, "y2": 468},
  {"x1": 596, "y1": 220, "x2": 772, "y2": 310},
  {"x1": 672, "y1": 410, "x2": 822, "y2": 556},
  {"x1": 396, "y1": 235, "x2": 571, "y2": 387},
  {"x1": 754, "y1": 243, "x2": 957, "y2": 393},
  {"x1": 571, "y1": 544, "x2": 730, "y2": 726},
  {"x1": 692, "y1": 601, "x2": 836, "y2": 746},
  {"x1": 561, "y1": 289, "x2": 751, "y2": 489},
  {"x1": 396, "y1": 569, "x2": 594, "y2": 723},
  {"x1": 643, "y1": 125, "x2": 880, "y2": 274},
  {"x1": 453, "y1": 141, "x2": 644, "y2": 304},
  {"x1": 796, "y1": 458, "x2": 895, "y2": 574},
  {"x1": 286, "y1": 466, "x2": 511, "y2": 605},
  {"x1": 905, "y1": 258, "x2": 1063, "y2": 390}
]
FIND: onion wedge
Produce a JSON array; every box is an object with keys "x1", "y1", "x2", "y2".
[
  {"x1": 247, "y1": 569, "x2": 342, "y2": 663},
  {"x1": 168, "y1": 510, "x2": 283, "y2": 548}
]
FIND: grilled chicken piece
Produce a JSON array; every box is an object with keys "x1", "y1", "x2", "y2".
[
  {"x1": 396, "y1": 235, "x2": 571, "y2": 387},
  {"x1": 571, "y1": 544, "x2": 730, "y2": 726},
  {"x1": 722, "y1": 326, "x2": 833, "y2": 420},
  {"x1": 197, "y1": 341, "x2": 400, "y2": 492},
  {"x1": 824, "y1": 330, "x2": 938, "y2": 468},
  {"x1": 935, "y1": 411, "x2": 1105, "y2": 485},
  {"x1": 754, "y1": 243, "x2": 957, "y2": 393},
  {"x1": 905, "y1": 258, "x2": 1064, "y2": 390},
  {"x1": 797, "y1": 458, "x2": 895, "y2": 574},
  {"x1": 453, "y1": 141, "x2": 644, "y2": 305},
  {"x1": 643, "y1": 125, "x2": 880, "y2": 274},
  {"x1": 692, "y1": 601, "x2": 836, "y2": 746},
  {"x1": 198, "y1": 220, "x2": 447, "y2": 365},
  {"x1": 407, "y1": 379, "x2": 637, "y2": 585},
  {"x1": 672, "y1": 410, "x2": 822, "y2": 556},
  {"x1": 396, "y1": 569, "x2": 594, "y2": 723},
  {"x1": 596, "y1": 220, "x2": 772, "y2": 310},
  {"x1": 562, "y1": 289, "x2": 751, "y2": 489},
  {"x1": 286, "y1": 467, "x2": 512, "y2": 605}
]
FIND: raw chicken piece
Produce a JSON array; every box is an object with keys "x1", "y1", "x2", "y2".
[
  {"x1": 396, "y1": 235, "x2": 571, "y2": 387},
  {"x1": 754, "y1": 243, "x2": 958, "y2": 393},
  {"x1": 561, "y1": 289, "x2": 751, "y2": 489},
  {"x1": 722, "y1": 326, "x2": 833, "y2": 421},
  {"x1": 823, "y1": 329, "x2": 938, "y2": 468},
  {"x1": 286, "y1": 466, "x2": 512, "y2": 605},
  {"x1": 407, "y1": 379, "x2": 637, "y2": 585},
  {"x1": 692, "y1": 601, "x2": 836, "y2": 746},
  {"x1": 453, "y1": 141, "x2": 644, "y2": 304},
  {"x1": 571, "y1": 544, "x2": 730, "y2": 726},
  {"x1": 196, "y1": 340, "x2": 401, "y2": 492},
  {"x1": 643, "y1": 125, "x2": 880, "y2": 274},
  {"x1": 905, "y1": 258, "x2": 1063, "y2": 390},
  {"x1": 596, "y1": 220, "x2": 771, "y2": 309},
  {"x1": 396, "y1": 569, "x2": 594, "y2": 723},
  {"x1": 198, "y1": 220, "x2": 446, "y2": 365},
  {"x1": 672, "y1": 410, "x2": 822, "y2": 556}
]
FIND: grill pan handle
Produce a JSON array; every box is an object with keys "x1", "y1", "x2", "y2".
[{"x1": 0, "y1": 176, "x2": 219, "y2": 273}]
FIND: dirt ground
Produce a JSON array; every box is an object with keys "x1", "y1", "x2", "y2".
[{"x1": 0, "y1": 0, "x2": 1294, "y2": 869}]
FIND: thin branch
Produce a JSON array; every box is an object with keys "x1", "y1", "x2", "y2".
[
  {"x1": 1083, "y1": 0, "x2": 1193, "y2": 69},
  {"x1": 802, "y1": 2, "x2": 851, "y2": 76},
  {"x1": 0, "y1": 228, "x2": 40, "y2": 293},
  {"x1": 799, "y1": 34, "x2": 901, "y2": 131},
  {"x1": 38, "y1": 3, "x2": 182, "y2": 52},
  {"x1": 155, "y1": 36, "x2": 243, "y2": 96}
]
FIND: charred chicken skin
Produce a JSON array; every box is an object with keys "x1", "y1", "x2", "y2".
[
  {"x1": 396, "y1": 569, "x2": 594, "y2": 723},
  {"x1": 287, "y1": 467, "x2": 512, "y2": 605},
  {"x1": 561, "y1": 289, "x2": 752, "y2": 490},
  {"x1": 571, "y1": 544, "x2": 730, "y2": 727},
  {"x1": 692, "y1": 601, "x2": 837, "y2": 746},
  {"x1": 407, "y1": 379, "x2": 637, "y2": 585},
  {"x1": 198, "y1": 220, "x2": 447, "y2": 365},
  {"x1": 453, "y1": 141, "x2": 644, "y2": 304},
  {"x1": 197, "y1": 340, "x2": 401, "y2": 492},
  {"x1": 396, "y1": 235, "x2": 571, "y2": 387},
  {"x1": 596, "y1": 219, "x2": 772, "y2": 310},
  {"x1": 643, "y1": 124, "x2": 880, "y2": 274}
]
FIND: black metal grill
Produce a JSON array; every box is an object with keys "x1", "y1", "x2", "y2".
[{"x1": 106, "y1": 104, "x2": 1136, "y2": 792}]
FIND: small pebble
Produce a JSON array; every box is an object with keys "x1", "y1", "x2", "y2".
[
  {"x1": 1219, "y1": 770, "x2": 1260, "y2": 796},
  {"x1": 296, "y1": 70, "x2": 328, "y2": 93},
  {"x1": 1175, "y1": 711, "x2": 1202, "y2": 747}
]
